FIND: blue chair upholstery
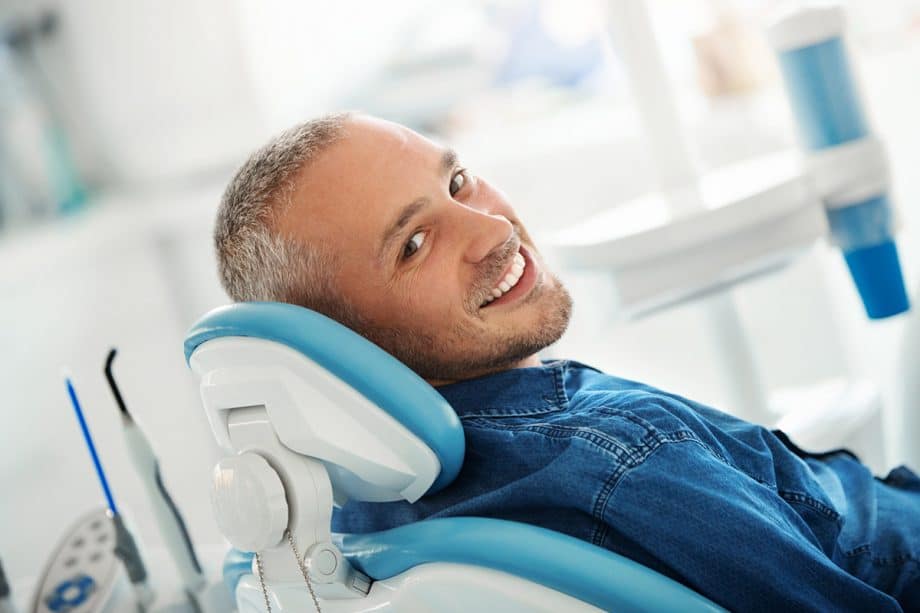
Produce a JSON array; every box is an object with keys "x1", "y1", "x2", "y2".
[{"x1": 188, "y1": 302, "x2": 725, "y2": 612}]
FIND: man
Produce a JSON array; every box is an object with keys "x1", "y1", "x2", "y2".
[{"x1": 215, "y1": 113, "x2": 919, "y2": 611}]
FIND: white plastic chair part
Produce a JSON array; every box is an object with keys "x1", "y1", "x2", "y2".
[
  {"x1": 211, "y1": 452, "x2": 289, "y2": 552},
  {"x1": 218, "y1": 405, "x2": 372, "y2": 600},
  {"x1": 190, "y1": 336, "x2": 441, "y2": 504},
  {"x1": 234, "y1": 563, "x2": 604, "y2": 613},
  {"x1": 222, "y1": 405, "x2": 335, "y2": 586}
]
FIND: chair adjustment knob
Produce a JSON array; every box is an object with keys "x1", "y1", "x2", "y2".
[{"x1": 211, "y1": 452, "x2": 289, "y2": 552}]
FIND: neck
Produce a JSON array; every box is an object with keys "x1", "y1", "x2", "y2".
[{"x1": 426, "y1": 354, "x2": 542, "y2": 387}]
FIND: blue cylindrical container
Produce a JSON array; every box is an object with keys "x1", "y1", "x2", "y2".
[{"x1": 769, "y1": 5, "x2": 909, "y2": 319}]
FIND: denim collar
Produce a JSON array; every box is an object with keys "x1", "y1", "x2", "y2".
[{"x1": 434, "y1": 360, "x2": 571, "y2": 418}]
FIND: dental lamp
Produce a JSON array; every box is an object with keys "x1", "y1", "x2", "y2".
[{"x1": 552, "y1": 4, "x2": 909, "y2": 321}]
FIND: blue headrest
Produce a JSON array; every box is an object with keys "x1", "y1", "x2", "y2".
[{"x1": 184, "y1": 302, "x2": 465, "y2": 494}]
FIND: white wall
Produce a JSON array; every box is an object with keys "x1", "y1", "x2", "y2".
[{"x1": 15, "y1": 0, "x2": 267, "y2": 187}]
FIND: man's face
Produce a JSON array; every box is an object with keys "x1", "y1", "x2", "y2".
[{"x1": 279, "y1": 116, "x2": 572, "y2": 383}]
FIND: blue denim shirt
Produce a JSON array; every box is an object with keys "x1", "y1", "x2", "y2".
[{"x1": 334, "y1": 361, "x2": 919, "y2": 611}]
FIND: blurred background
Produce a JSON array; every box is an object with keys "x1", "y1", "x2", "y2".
[{"x1": 2, "y1": 0, "x2": 920, "y2": 599}]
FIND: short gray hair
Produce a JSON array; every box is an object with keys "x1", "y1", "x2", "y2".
[{"x1": 215, "y1": 112, "x2": 360, "y2": 323}]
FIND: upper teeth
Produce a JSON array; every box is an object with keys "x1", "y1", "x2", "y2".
[{"x1": 482, "y1": 251, "x2": 526, "y2": 305}]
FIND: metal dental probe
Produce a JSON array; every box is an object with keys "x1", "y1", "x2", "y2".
[{"x1": 104, "y1": 349, "x2": 206, "y2": 609}]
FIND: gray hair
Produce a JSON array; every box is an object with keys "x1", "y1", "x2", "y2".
[{"x1": 214, "y1": 112, "x2": 361, "y2": 324}]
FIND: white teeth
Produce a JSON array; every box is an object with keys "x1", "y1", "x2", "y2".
[{"x1": 481, "y1": 249, "x2": 529, "y2": 307}]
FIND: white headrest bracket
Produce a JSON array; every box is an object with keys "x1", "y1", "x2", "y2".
[{"x1": 218, "y1": 406, "x2": 369, "y2": 598}]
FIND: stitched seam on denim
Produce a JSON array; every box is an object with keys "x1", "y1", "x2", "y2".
[
  {"x1": 553, "y1": 363, "x2": 570, "y2": 410},
  {"x1": 466, "y1": 421, "x2": 644, "y2": 464},
  {"x1": 593, "y1": 436, "x2": 779, "y2": 543},
  {"x1": 461, "y1": 418, "x2": 649, "y2": 547},
  {"x1": 590, "y1": 439, "x2": 689, "y2": 545},
  {"x1": 587, "y1": 405, "x2": 702, "y2": 446},
  {"x1": 591, "y1": 464, "x2": 627, "y2": 546},
  {"x1": 457, "y1": 403, "x2": 564, "y2": 418},
  {"x1": 587, "y1": 405, "x2": 782, "y2": 488},
  {"x1": 589, "y1": 438, "x2": 655, "y2": 545},
  {"x1": 777, "y1": 490, "x2": 841, "y2": 521},
  {"x1": 843, "y1": 546, "x2": 919, "y2": 566},
  {"x1": 589, "y1": 406, "x2": 660, "y2": 438},
  {"x1": 586, "y1": 401, "x2": 775, "y2": 480},
  {"x1": 586, "y1": 434, "x2": 718, "y2": 544},
  {"x1": 603, "y1": 407, "x2": 776, "y2": 491}
]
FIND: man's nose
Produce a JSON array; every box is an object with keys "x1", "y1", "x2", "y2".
[{"x1": 457, "y1": 206, "x2": 514, "y2": 264}]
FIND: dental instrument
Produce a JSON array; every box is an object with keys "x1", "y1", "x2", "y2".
[
  {"x1": 0, "y1": 558, "x2": 15, "y2": 613},
  {"x1": 64, "y1": 375, "x2": 154, "y2": 610},
  {"x1": 767, "y1": 4, "x2": 909, "y2": 319},
  {"x1": 104, "y1": 349, "x2": 207, "y2": 607},
  {"x1": 29, "y1": 508, "x2": 135, "y2": 613}
]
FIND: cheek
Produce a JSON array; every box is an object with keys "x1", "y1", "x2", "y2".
[
  {"x1": 415, "y1": 267, "x2": 466, "y2": 312},
  {"x1": 394, "y1": 263, "x2": 470, "y2": 327}
]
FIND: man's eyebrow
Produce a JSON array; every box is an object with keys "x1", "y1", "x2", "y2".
[
  {"x1": 377, "y1": 149, "x2": 459, "y2": 264},
  {"x1": 440, "y1": 148, "x2": 458, "y2": 174}
]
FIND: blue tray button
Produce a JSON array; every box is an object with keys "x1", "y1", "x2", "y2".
[{"x1": 46, "y1": 574, "x2": 95, "y2": 611}]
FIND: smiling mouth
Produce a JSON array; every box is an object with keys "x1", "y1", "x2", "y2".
[
  {"x1": 479, "y1": 245, "x2": 538, "y2": 309},
  {"x1": 481, "y1": 249, "x2": 525, "y2": 307}
]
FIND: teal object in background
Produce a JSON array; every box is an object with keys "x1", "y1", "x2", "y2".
[
  {"x1": 826, "y1": 195, "x2": 909, "y2": 318},
  {"x1": 778, "y1": 37, "x2": 868, "y2": 150},
  {"x1": 771, "y1": 9, "x2": 909, "y2": 319},
  {"x1": 842, "y1": 240, "x2": 908, "y2": 319},
  {"x1": 47, "y1": 123, "x2": 87, "y2": 216}
]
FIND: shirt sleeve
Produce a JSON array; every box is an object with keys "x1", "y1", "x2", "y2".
[{"x1": 598, "y1": 440, "x2": 902, "y2": 612}]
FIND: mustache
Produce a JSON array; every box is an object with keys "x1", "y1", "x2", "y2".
[{"x1": 468, "y1": 232, "x2": 520, "y2": 311}]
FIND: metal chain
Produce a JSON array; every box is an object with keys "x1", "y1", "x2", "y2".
[
  {"x1": 254, "y1": 531, "x2": 323, "y2": 613},
  {"x1": 287, "y1": 530, "x2": 322, "y2": 613},
  {"x1": 255, "y1": 552, "x2": 272, "y2": 613}
]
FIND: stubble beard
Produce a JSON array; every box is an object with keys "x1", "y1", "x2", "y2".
[{"x1": 359, "y1": 275, "x2": 574, "y2": 383}]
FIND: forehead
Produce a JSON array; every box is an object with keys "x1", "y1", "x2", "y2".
[{"x1": 281, "y1": 116, "x2": 442, "y2": 249}]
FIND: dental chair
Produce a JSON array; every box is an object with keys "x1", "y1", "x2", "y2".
[{"x1": 184, "y1": 302, "x2": 724, "y2": 612}]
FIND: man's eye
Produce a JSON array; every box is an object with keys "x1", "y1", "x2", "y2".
[
  {"x1": 402, "y1": 231, "x2": 426, "y2": 259},
  {"x1": 449, "y1": 169, "x2": 468, "y2": 197}
]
